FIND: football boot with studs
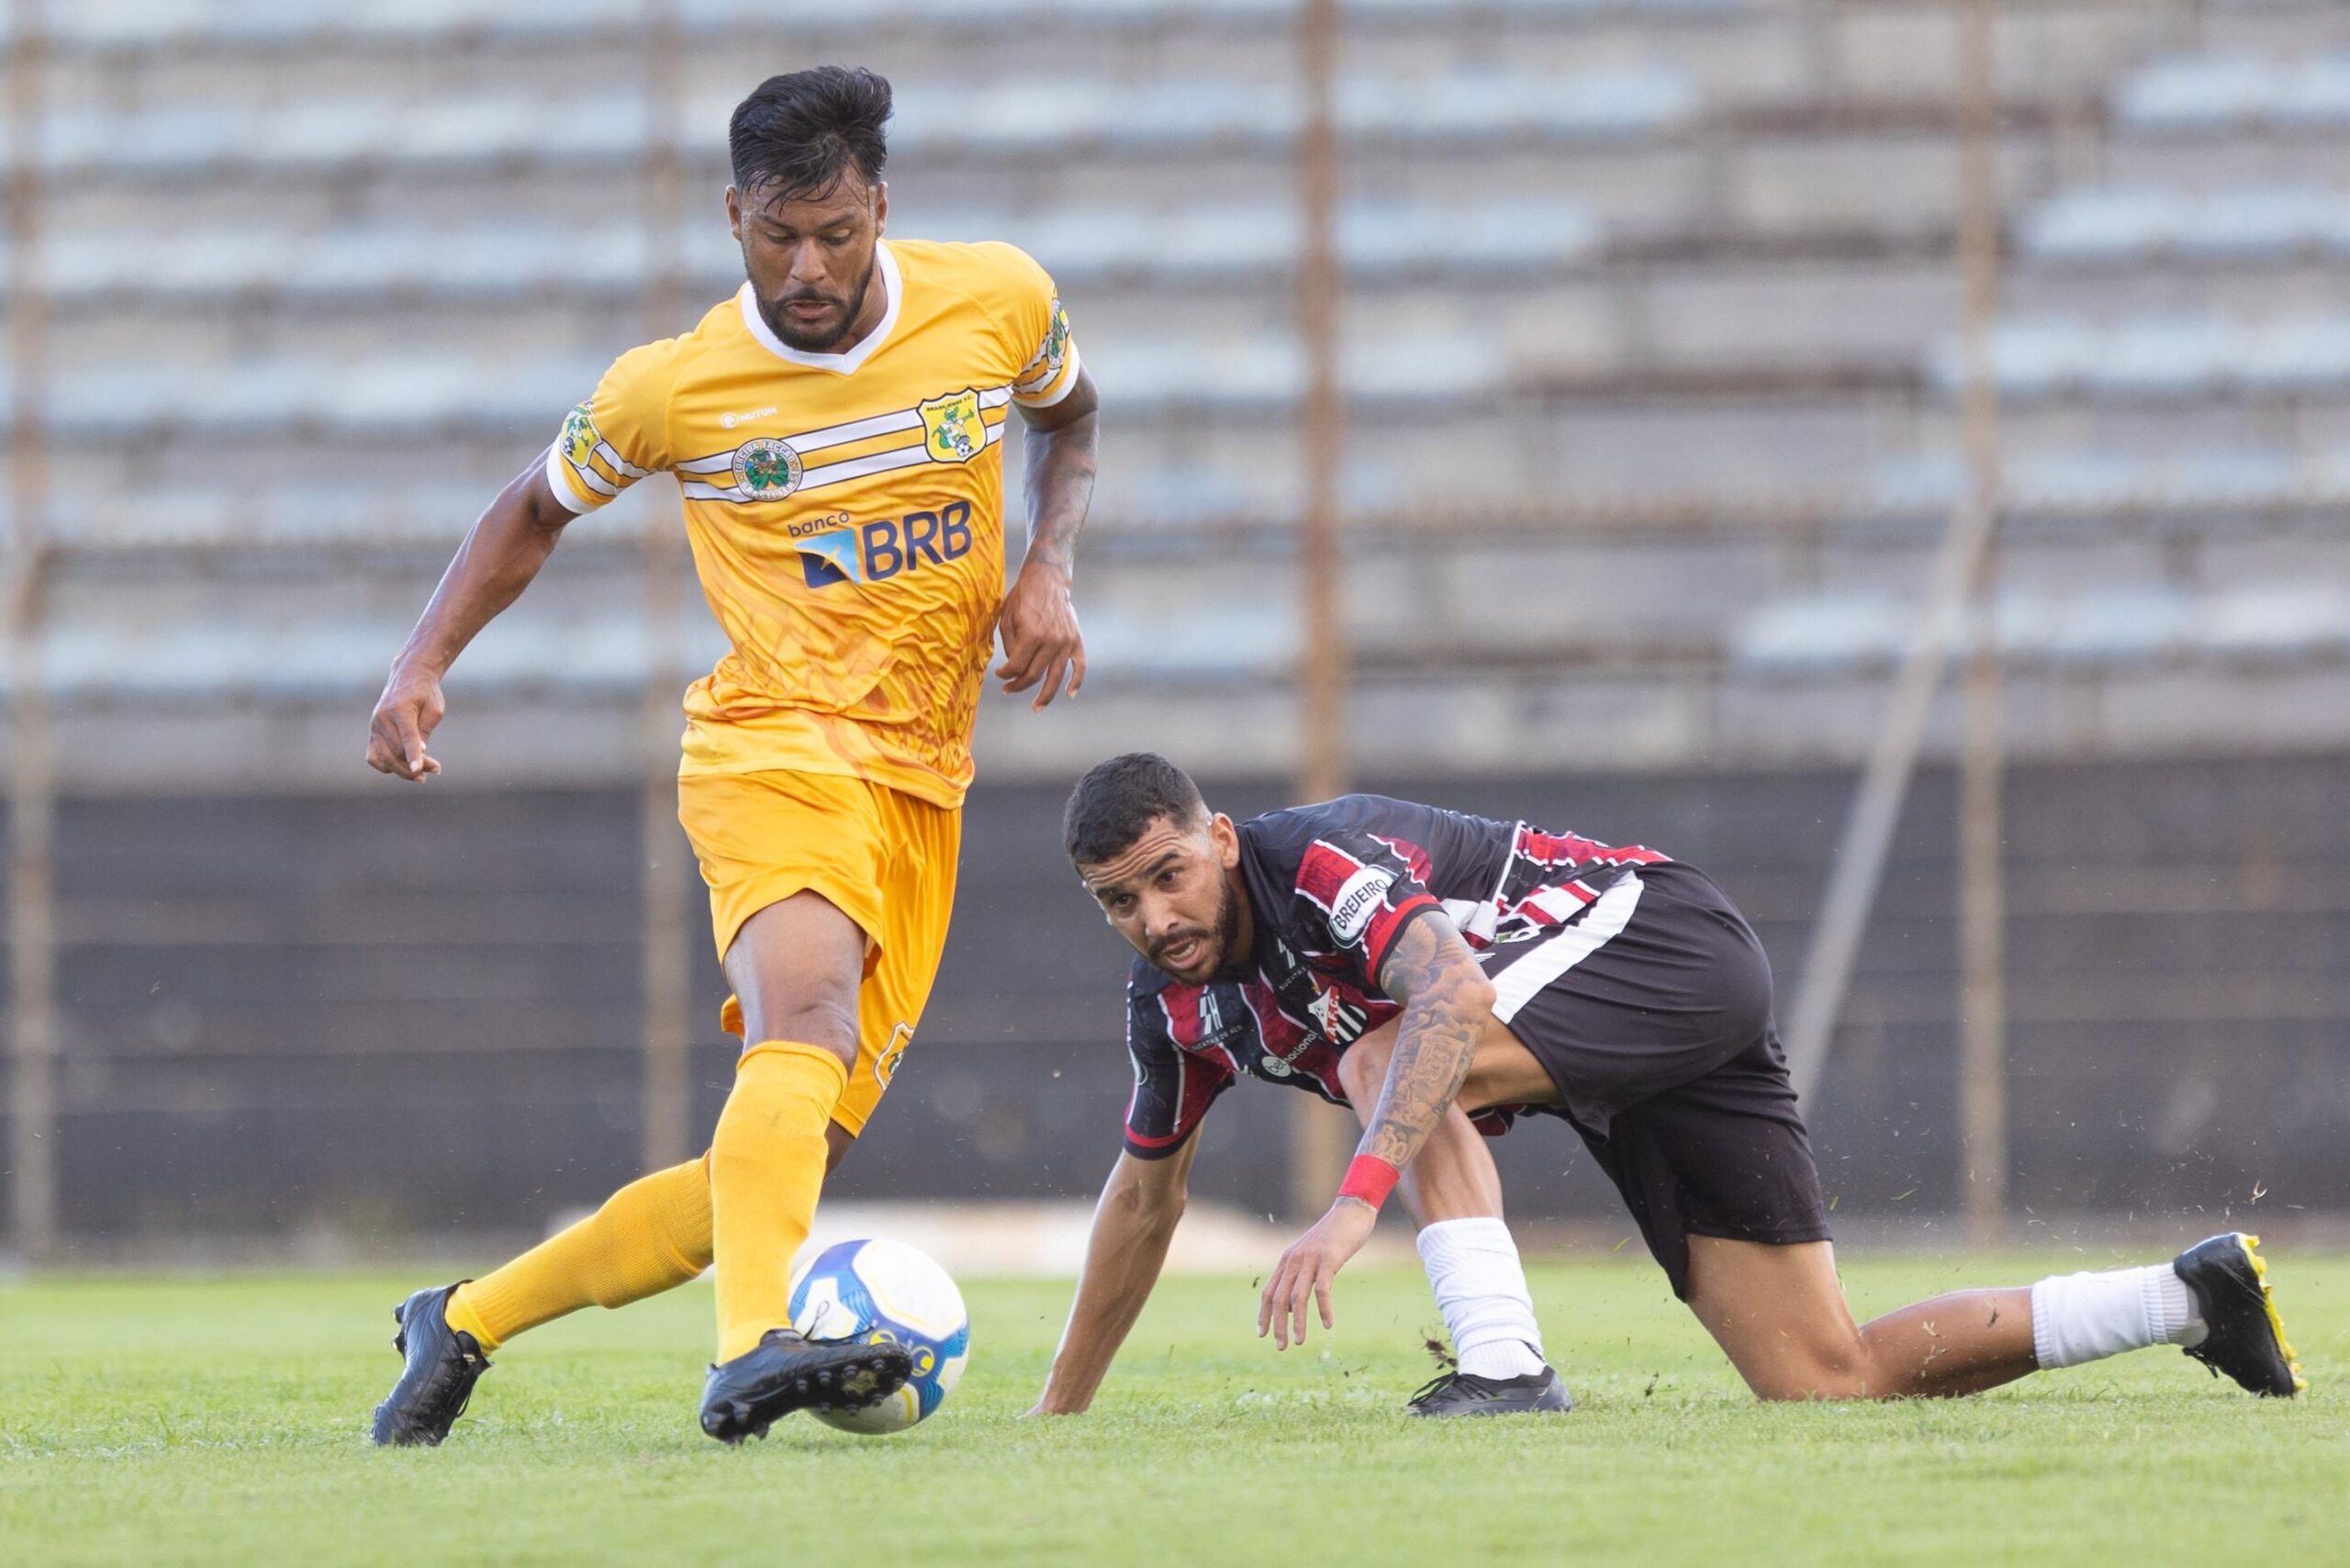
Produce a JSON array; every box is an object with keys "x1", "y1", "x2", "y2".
[
  {"x1": 2174, "y1": 1233, "x2": 2305, "y2": 1396},
  {"x1": 699, "y1": 1328, "x2": 914, "y2": 1443},
  {"x1": 371, "y1": 1282, "x2": 492, "y2": 1447},
  {"x1": 1405, "y1": 1364, "x2": 1574, "y2": 1417}
]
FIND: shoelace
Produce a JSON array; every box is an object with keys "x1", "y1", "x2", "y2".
[{"x1": 1406, "y1": 1371, "x2": 1469, "y2": 1408}]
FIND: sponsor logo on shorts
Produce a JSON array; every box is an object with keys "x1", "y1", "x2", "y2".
[
  {"x1": 1326, "y1": 865, "x2": 1397, "y2": 946},
  {"x1": 875, "y1": 1022, "x2": 912, "y2": 1087}
]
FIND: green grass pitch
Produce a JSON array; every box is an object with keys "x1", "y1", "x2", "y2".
[{"x1": 3, "y1": 1251, "x2": 2344, "y2": 1565}]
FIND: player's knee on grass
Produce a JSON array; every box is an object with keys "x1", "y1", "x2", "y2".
[{"x1": 1686, "y1": 1236, "x2": 1875, "y2": 1400}]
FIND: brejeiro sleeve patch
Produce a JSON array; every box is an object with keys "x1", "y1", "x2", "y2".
[{"x1": 1292, "y1": 833, "x2": 1439, "y2": 981}]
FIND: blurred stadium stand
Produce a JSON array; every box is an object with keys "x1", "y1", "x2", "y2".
[{"x1": 4, "y1": 0, "x2": 2349, "y2": 1248}]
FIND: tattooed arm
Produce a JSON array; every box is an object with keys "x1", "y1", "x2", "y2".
[
  {"x1": 995, "y1": 364, "x2": 1099, "y2": 709},
  {"x1": 1257, "y1": 913, "x2": 1496, "y2": 1349}
]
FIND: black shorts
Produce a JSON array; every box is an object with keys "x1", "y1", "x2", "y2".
[{"x1": 1478, "y1": 860, "x2": 1831, "y2": 1299}]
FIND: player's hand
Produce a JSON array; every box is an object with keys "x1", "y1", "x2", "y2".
[
  {"x1": 367, "y1": 666, "x2": 446, "y2": 781},
  {"x1": 994, "y1": 558, "x2": 1085, "y2": 711},
  {"x1": 1258, "y1": 1197, "x2": 1378, "y2": 1350}
]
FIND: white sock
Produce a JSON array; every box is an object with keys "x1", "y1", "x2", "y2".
[
  {"x1": 1416, "y1": 1216, "x2": 1548, "y2": 1381},
  {"x1": 2029, "y1": 1263, "x2": 2207, "y2": 1370}
]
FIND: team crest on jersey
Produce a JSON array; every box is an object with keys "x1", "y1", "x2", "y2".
[
  {"x1": 732, "y1": 436, "x2": 804, "y2": 500},
  {"x1": 561, "y1": 403, "x2": 601, "y2": 471},
  {"x1": 919, "y1": 389, "x2": 985, "y2": 464},
  {"x1": 1043, "y1": 297, "x2": 1070, "y2": 379},
  {"x1": 1308, "y1": 984, "x2": 1370, "y2": 1044}
]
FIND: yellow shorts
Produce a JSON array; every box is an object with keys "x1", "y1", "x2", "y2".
[{"x1": 677, "y1": 768, "x2": 961, "y2": 1136}]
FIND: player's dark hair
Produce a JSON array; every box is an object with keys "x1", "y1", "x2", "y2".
[
  {"x1": 1064, "y1": 754, "x2": 1209, "y2": 866},
  {"x1": 729, "y1": 66, "x2": 891, "y2": 202}
]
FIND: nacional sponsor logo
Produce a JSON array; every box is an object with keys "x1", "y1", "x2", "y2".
[
  {"x1": 1326, "y1": 864, "x2": 1398, "y2": 946},
  {"x1": 732, "y1": 435, "x2": 805, "y2": 501},
  {"x1": 720, "y1": 405, "x2": 778, "y2": 431},
  {"x1": 918, "y1": 388, "x2": 986, "y2": 464}
]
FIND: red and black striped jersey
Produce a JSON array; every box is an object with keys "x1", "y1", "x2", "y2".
[{"x1": 1120, "y1": 793, "x2": 1667, "y2": 1159}]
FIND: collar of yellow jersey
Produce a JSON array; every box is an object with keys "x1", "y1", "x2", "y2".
[{"x1": 737, "y1": 240, "x2": 903, "y2": 376}]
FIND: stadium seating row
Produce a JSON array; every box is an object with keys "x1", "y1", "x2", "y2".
[
  {"x1": 1868, "y1": 446, "x2": 2350, "y2": 516},
  {"x1": 1934, "y1": 313, "x2": 2350, "y2": 398},
  {"x1": 2024, "y1": 185, "x2": 2350, "y2": 263},
  {"x1": 2116, "y1": 53, "x2": 2350, "y2": 129},
  {"x1": 29, "y1": 434, "x2": 2345, "y2": 547},
  {"x1": 7, "y1": 199, "x2": 1601, "y2": 299},
  {"x1": 23, "y1": 310, "x2": 2350, "y2": 441},
  {"x1": 1739, "y1": 582, "x2": 2350, "y2": 671},
  {"x1": 3, "y1": 68, "x2": 1695, "y2": 175},
  {"x1": 13, "y1": 0, "x2": 1749, "y2": 50},
  {"x1": 0, "y1": 332, "x2": 1514, "y2": 434},
  {"x1": 16, "y1": 574, "x2": 2342, "y2": 700}
]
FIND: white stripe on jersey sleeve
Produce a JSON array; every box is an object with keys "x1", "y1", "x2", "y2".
[{"x1": 543, "y1": 442, "x2": 600, "y2": 514}]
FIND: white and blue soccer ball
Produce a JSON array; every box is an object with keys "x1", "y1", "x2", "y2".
[{"x1": 788, "y1": 1238, "x2": 970, "y2": 1434}]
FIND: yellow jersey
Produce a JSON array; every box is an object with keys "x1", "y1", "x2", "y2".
[{"x1": 544, "y1": 238, "x2": 1080, "y2": 809}]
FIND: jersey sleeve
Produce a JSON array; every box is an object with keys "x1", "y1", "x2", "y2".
[
  {"x1": 976, "y1": 241, "x2": 1081, "y2": 409},
  {"x1": 543, "y1": 339, "x2": 679, "y2": 514},
  {"x1": 1291, "y1": 829, "x2": 1445, "y2": 986},
  {"x1": 1122, "y1": 979, "x2": 1236, "y2": 1160}
]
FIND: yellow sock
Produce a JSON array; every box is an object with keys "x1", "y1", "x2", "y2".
[
  {"x1": 711, "y1": 1040, "x2": 846, "y2": 1362},
  {"x1": 445, "y1": 1158, "x2": 713, "y2": 1353}
]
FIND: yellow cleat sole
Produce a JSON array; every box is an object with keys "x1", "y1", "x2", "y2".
[{"x1": 2237, "y1": 1234, "x2": 2308, "y2": 1394}]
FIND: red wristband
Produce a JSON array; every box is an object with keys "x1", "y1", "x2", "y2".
[{"x1": 1337, "y1": 1154, "x2": 1401, "y2": 1212}]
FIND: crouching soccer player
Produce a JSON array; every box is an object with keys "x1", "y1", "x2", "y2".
[
  {"x1": 364, "y1": 68, "x2": 1098, "y2": 1444},
  {"x1": 1035, "y1": 754, "x2": 2305, "y2": 1408}
]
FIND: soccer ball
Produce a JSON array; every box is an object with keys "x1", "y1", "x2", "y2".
[{"x1": 788, "y1": 1238, "x2": 970, "y2": 1434}]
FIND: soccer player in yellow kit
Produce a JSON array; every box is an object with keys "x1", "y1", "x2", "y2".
[{"x1": 365, "y1": 67, "x2": 1099, "y2": 1445}]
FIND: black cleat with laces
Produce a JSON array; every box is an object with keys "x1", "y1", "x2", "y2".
[
  {"x1": 2174, "y1": 1233, "x2": 2305, "y2": 1397},
  {"x1": 1405, "y1": 1364, "x2": 1574, "y2": 1417},
  {"x1": 371, "y1": 1282, "x2": 492, "y2": 1447},
  {"x1": 699, "y1": 1328, "x2": 915, "y2": 1443}
]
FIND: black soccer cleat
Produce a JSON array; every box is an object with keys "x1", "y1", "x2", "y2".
[
  {"x1": 1405, "y1": 1364, "x2": 1574, "y2": 1417},
  {"x1": 2174, "y1": 1233, "x2": 2305, "y2": 1397},
  {"x1": 371, "y1": 1282, "x2": 492, "y2": 1447},
  {"x1": 699, "y1": 1328, "x2": 915, "y2": 1443}
]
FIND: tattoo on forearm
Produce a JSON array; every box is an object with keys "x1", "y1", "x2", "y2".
[
  {"x1": 1023, "y1": 413, "x2": 1097, "y2": 575},
  {"x1": 1360, "y1": 920, "x2": 1484, "y2": 1175}
]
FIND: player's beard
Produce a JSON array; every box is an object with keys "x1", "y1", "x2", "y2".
[
  {"x1": 760, "y1": 250, "x2": 879, "y2": 354},
  {"x1": 1154, "y1": 876, "x2": 1247, "y2": 982}
]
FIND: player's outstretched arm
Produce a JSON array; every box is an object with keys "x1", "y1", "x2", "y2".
[
  {"x1": 996, "y1": 364, "x2": 1098, "y2": 711},
  {"x1": 1259, "y1": 914, "x2": 1493, "y2": 1349},
  {"x1": 366, "y1": 459, "x2": 576, "y2": 780},
  {"x1": 1030, "y1": 1137, "x2": 1195, "y2": 1416}
]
